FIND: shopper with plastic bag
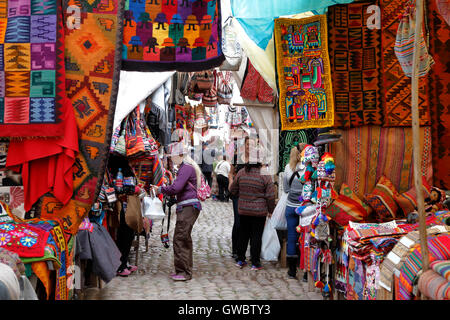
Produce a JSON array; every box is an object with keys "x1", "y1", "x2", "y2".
[
  {"x1": 283, "y1": 143, "x2": 308, "y2": 280},
  {"x1": 229, "y1": 159, "x2": 276, "y2": 271}
]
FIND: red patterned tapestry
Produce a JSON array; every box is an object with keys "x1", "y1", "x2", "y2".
[
  {"x1": 328, "y1": 2, "x2": 383, "y2": 128},
  {"x1": 37, "y1": 0, "x2": 124, "y2": 235},
  {"x1": 121, "y1": 0, "x2": 224, "y2": 72},
  {"x1": 427, "y1": 0, "x2": 450, "y2": 190},
  {"x1": 330, "y1": 125, "x2": 433, "y2": 199},
  {"x1": 0, "y1": 221, "x2": 49, "y2": 258},
  {"x1": 0, "y1": 0, "x2": 70, "y2": 138},
  {"x1": 380, "y1": 0, "x2": 431, "y2": 126}
]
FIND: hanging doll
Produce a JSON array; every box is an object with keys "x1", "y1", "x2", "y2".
[
  {"x1": 424, "y1": 187, "x2": 446, "y2": 214},
  {"x1": 308, "y1": 153, "x2": 337, "y2": 241},
  {"x1": 296, "y1": 145, "x2": 320, "y2": 210}
]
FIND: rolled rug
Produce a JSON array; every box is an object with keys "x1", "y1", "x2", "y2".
[{"x1": 418, "y1": 269, "x2": 450, "y2": 300}]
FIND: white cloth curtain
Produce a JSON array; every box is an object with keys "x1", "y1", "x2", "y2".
[{"x1": 113, "y1": 70, "x2": 175, "y2": 132}]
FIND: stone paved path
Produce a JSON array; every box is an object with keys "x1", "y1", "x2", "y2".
[{"x1": 83, "y1": 199, "x2": 322, "y2": 300}]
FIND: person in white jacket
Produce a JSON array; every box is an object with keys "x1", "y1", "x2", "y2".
[{"x1": 215, "y1": 156, "x2": 231, "y2": 202}]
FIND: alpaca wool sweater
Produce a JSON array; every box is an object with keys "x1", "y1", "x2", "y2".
[{"x1": 229, "y1": 167, "x2": 276, "y2": 217}]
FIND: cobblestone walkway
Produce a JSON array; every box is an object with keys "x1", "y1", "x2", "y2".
[{"x1": 83, "y1": 199, "x2": 322, "y2": 300}]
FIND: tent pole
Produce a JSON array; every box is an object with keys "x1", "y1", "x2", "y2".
[{"x1": 410, "y1": 0, "x2": 430, "y2": 284}]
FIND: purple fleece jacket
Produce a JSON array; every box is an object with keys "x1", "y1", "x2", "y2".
[{"x1": 160, "y1": 162, "x2": 202, "y2": 210}]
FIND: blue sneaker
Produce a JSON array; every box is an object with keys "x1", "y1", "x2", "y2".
[
  {"x1": 251, "y1": 264, "x2": 263, "y2": 271},
  {"x1": 235, "y1": 261, "x2": 247, "y2": 268}
]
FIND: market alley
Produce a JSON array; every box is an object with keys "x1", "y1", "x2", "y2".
[{"x1": 82, "y1": 199, "x2": 322, "y2": 300}]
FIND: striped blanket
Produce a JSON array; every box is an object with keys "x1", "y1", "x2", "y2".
[
  {"x1": 330, "y1": 125, "x2": 433, "y2": 199},
  {"x1": 396, "y1": 233, "x2": 450, "y2": 300}
]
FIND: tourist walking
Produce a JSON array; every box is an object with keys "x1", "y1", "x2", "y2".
[{"x1": 215, "y1": 156, "x2": 231, "y2": 202}]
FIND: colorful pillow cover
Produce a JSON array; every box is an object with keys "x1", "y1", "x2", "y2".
[
  {"x1": 395, "y1": 176, "x2": 432, "y2": 215},
  {"x1": 326, "y1": 183, "x2": 372, "y2": 227},
  {"x1": 364, "y1": 175, "x2": 400, "y2": 222}
]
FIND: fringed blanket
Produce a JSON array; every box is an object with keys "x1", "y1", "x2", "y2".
[
  {"x1": 328, "y1": 2, "x2": 383, "y2": 128},
  {"x1": 427, "y1": 0, "x2": 450, "y2": 190},
  {"x1": 274, "y1": 15, "x2": 334, "y2": 130},
  {"x1": 330, "y1": 125, "x2": 433, "y2": 199},
  {"x1": 379, "y1": 0, "x2": 430, "y2": 126},
  {"x1": 0, "y1": 0, "x2": 70, "y2": 138},
  {"x1": 121, "y1": 0, "x2": 224, "y2": 72},
  {"x1": 37, "y1": 0, "x2": 125, "y2": 235}
]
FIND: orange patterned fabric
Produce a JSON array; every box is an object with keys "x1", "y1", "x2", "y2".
[
  {"x1": 394, "y1": 176, "x2": 432, "y2": 216},
  {"x1": 364, "y1": 175, "x2": 400, "y2": 222},
  {"x1": 31, "y1": 261, "x2": 52, "y2": 300}
]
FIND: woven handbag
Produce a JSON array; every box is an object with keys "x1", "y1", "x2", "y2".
[
  {"x1": 188, "y1": 174, "x2": 211, "y2": 201},
  {"x1": 112, "y1": 117, "x2": 127, "y2": 156},
  {"x1": 202, "y1": 86, "x2": 218, "y2": 108},
  {"x1": 217, "y1": 71, "x2": 233, "y2": 104},
  {"x1": 394, "y1": 4, "x2": 434, "y2": 77},
  {"x1": 195, "y1": 70, "x2": 214, "y2": 92},
  {"x1": 126, "y1": 109, "x2": 146, "y2": 159}
]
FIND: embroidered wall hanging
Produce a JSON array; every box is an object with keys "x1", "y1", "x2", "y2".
[
  {"x1": 121, "y1": 0, "x2": 224, "y2": 72},
  {"x1": 379, "y1": 0, "x2": 430, "y2": 126},
  {"x1": 274, "y1": 15, "x2": 334, "y2": 131},
  {"x1": 0, "y1": 0, "x2": 69, "y2": 138},
  {"x1": 0, "y1": 221, "x2": 50, "y2": 258},
  {"x1": 278, "y1": 129, "x2": 317, "y2": 173},
  {"x1": 37, "y1": 0, "x2": 125, "y2": 235},
  {"x1": 328, "y1": 3, "x2": 383, "y2": 128}
]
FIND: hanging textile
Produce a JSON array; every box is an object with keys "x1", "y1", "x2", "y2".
[
  {"x1": 278, "y1": 129, "x2": 317, "y2": 173},
  {"x1": 427, "y1": 0, "x2": 450, "y2": 190},
  {"x1": 37, "y1": 0, "x2": 125, "y2": 235},
  {"x1": 379, "y1": 0, "x2": 430, "y2": 126},
  {"x1": 274, "y1": 15, "x2": 335, "y2": 131},
  {"x1": 240, "y1": 59, "x2": 273, "y2": 103},
  {"x1": 121, "y1": 0, "x2": 224, "y2": 72},
  {"x1": 330, "y1": 125, "x2": 433, "y2": 199},
  {"x1": 229, "y1": 0, "x2": 353, "y2": 50},
  {"x1": 328, "y1": 2, "x2": 383, "y2": 128},
  {"x1": 0, "y1": 0, "x2": 71, "y2": 138},
  {"x1": 6, "y1": 104, "x2": 78, "y2": 212}
]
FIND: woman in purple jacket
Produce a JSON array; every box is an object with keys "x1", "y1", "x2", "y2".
[{"x1": 153, "y1": 142, "x2": 202, "y2": 281}]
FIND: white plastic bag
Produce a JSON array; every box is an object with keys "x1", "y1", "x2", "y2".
[
  {"x1": 261, "y1": 217, "x2": 281, "y2": 261},
  {"x1": 142, "y1": 189, "x2": 165, "y2": 220},
  {"x1": 270, "y1": 192, "x2": 288, "y2": 230}
]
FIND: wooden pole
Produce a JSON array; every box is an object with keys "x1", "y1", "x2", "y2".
[{"x1": 411, "y1": 0, "x2": 430, "y2": 274}]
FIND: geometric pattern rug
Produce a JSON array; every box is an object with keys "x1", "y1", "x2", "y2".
[
  {"x1": 427, "y1": 0, "x2": 450, "y2": 190},
  {"x1": 37, "y1": 0, "x2": 125, "y2": 235},
  {"x1": 328, "y1": 2, "x2": 383, "y2": 128},
  {"x1": 379, "y1": 0, "x2": 431, "y2": 126}
]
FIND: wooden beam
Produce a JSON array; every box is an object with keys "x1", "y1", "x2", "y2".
[{"x1": 411, "y1": 0, "x2": 430, "y2": 279}]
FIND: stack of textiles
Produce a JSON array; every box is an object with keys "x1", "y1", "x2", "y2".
[
  {"x1": 417, "y1": 260, "x2": 450, "y2": 300},
  {"x1": 340, "y1": 221, "x2": 407, "y2": 300}
]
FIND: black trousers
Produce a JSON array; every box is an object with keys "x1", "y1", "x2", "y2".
[
  {"x1": 203, "y1": 171, "x2": 212, "y2": 187},
  {"x1": 217, "y1": 174, "x2": 229, "y2": 201},
  {"x1": 231, "y1": 196, "x2": 240, "y2": 255},
  {"x1": 116, "y1": 206, "x2": 135, "y2": 271},
  {"x1": 237, "y1": 215, "x2": 266, "y2": 266}
]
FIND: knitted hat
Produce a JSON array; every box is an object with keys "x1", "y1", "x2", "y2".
[
  {"x1": 313, "y1": 127, "x2": 342, "y2": 146},
  {"x1": 301, "y1": 145, "x2": 320, "y2": 168}
]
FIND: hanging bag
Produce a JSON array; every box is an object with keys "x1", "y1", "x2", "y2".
[
  {"x1": 220, "y1": 16, "x2": 242, "y2": 71},
  {"x1": 394, "y1": 3, "x2": 434, "y2": 77},
  {"x1": 202, "y1": 72, "x2": 218, "y2": 108},
  {"x1": 126, "y1": 108, "x2": 146, "y2": 159},
  {"x1": 217, "y1": 71, "x2": 233, "y2": 105},
  {"x1": 112, "y1": 117, "x2": 127, "y2": 156},
  {"x1": 195, "y1": 70, "x2": 214, "y2": 92},
  {"x1": 125, "y1": 194, "x2": 144, "y2": 233}
]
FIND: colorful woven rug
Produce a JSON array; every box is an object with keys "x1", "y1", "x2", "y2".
[
  {"x1": 330, "y1": 125, "x2": 433, "y2": 199},
  {"x1": 274, "y1": 15, "x2": 334, "y2": 131},
  {"x1": 427, "y1": 0, "x2": 450, "y2": 190},
  {"x1": 121, "y1": 0, "x2": 224, "y2": 72},
  {"x1": 328, "y1": 3, "x2": 383, "y2": 128},
  {"x1": 0, "y1": 0, "x2": 70, "y2": 138},
  {"x1": 379, "y1": 0, "x2": 430, "y2": 126},
  {"x1": 278, "y1": 129, "x2": 317, "y2": 173},
  {"x1": 37, "y1": 0, "x2": 124, "y2": 235}
]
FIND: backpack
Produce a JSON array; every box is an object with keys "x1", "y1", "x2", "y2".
[{"x1": 188, "y1": 174, "x2": 211, "y2": 201}]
